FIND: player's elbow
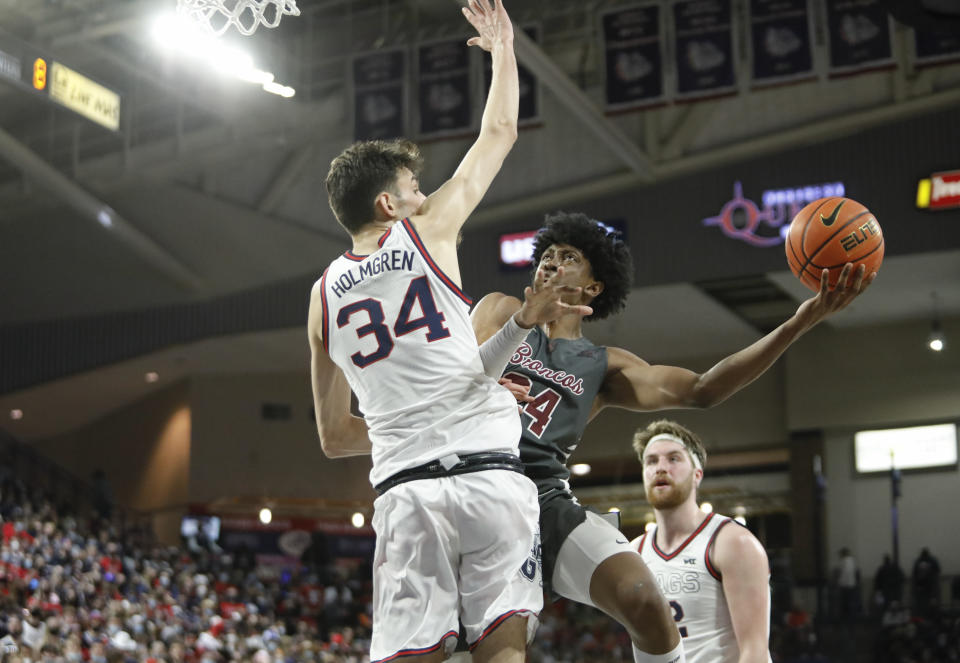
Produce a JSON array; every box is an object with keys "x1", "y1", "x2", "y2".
[
  {"x1": 320, "y1": 436, "x2": 349, "y2": 459},
  {"x1": 686, "y1": 386, "x2": 717, "y2": 409},
  {"x1": 318, "y1": 424, "x2": 349, "y2": 458},
  {"x1": 483, "y1": 120, "x2": 518, "y2": 145},
  {"x1": 498, "y1": 122, "x2": 519, "y2": 144},
  {"x1": 687, "y1": 377, "x2": 729, "y2": 409}
]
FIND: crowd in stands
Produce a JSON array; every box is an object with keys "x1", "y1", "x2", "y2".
[
  {"x1": 0, "y1": 466, "x2": 372, "y2": 662},
  {"x1": 0, "y1": 452, "x2": 957, "y2": 662}
]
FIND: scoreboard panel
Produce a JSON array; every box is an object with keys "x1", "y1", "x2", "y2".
[{"x1": 0, "y1": 30, "x2": 122, "y2": 132}]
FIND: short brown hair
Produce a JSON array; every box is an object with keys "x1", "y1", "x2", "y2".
[
  {"x1": 632, "y1": 419, "x2": 708, "y2": 470},
  {"x1": 325, "y1": 139, "x2": 423, "y2": 234}
]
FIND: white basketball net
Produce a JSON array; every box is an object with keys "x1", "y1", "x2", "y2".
[{"x1": 177, "y1": 0, "x2": 300, "y2": 36}]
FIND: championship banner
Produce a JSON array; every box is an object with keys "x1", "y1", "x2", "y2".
[
  {"x1": 749, "y1": 0, "x2": 814, "y2": 86},
  {"x1": 672, "y1": 0, "x2": 737, "y2": 99},
  {"x1": 352, "y1": 48, "x2": 406, "y2": 141},
  {"x1": 601, "y1": 4, "x2": 665, "y2": 109},
  {"x1": 825, "y1": 0, "x2": 893, "y2": 76},
  {"x1": 913, "y1": 29, "x2": 960, "y2": 67},
  {"x1": 417, "y1": 38, "x2": 472, "y2": 137},
  {"x1": 484, "y1": 25, "x2": 540, "y2": 125}
]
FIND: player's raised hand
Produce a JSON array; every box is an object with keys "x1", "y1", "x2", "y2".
[
  {"x1": 462, "y1": 0, "x2": 514, "y2": 52},
  {"x1": 515, "y1": 267, "x2": 593, "y2": 328},
  {"x1": 797, "y1": 263, "x2": 876, "y2": 326}
]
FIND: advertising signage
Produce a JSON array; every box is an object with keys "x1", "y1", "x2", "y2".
[
  {"x1": 702, "y1": 181, "x2": 846, "y2": 247},
  {"x1": 916, "y1": 170, "x2": 960, "y2": 211}
]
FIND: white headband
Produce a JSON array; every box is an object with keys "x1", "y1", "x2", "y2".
[{"x1": 646, "y1": 433, "x2": 703, "y2": 470}]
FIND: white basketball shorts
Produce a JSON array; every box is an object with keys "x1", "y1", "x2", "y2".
[
  {"x1": 552, "y1": 510, "x2": 635, "y2": 607},
  {"x1": 369, "y1": 470, "x2": 542, "y2": 662}
]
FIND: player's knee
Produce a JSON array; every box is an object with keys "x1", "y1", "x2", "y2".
[{"x1": 613, "y1": 577, "x2": 668, "y2": 629}]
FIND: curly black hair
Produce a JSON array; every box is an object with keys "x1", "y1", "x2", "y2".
[{"x1": 531, "y1": 211, "x2": 633, "y2": 321}]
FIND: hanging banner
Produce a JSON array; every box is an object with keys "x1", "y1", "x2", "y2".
[
  {"x1": 913, "y1": 29, "x2": 960, "y2": 67},
  {"x1": 673, "y1": 0, "x2": 737, "y2": 100},
  {"x1": 417, "y1": 38, "x2": 472, "y2": 137},
  {"x1": 483, "y1": 25, "x2": 540, "y2": 125},
  {"x1": 602, "y1": 4, "x2": 666, "y2": 109},
  {"x1": 749, "y1": 0, "x2": 815, "y2": 86},
  {"x1": 825, "y1": 0, "x2": 893, "y2": 76},
  {"x1": 352, "y1": 48, "x2": 406, "y2": 141}
]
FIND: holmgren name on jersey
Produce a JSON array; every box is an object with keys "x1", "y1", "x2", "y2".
[{"x1": 330, "y1": 250, "x2": 416, "y2": 298}]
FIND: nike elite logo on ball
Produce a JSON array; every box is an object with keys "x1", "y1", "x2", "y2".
[{"x1": 819, "y1": 201, "x2": 844, "y2": 227}]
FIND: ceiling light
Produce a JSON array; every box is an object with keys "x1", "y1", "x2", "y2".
[
  {"x1": 928, "y1": 292, "x2": 946, "y2": 352},
  {"x1": 570, "y1": 463, "x2": 591, "y2": 476},
  {"x1": 700, "y1": 502, "x2": 713, "y2": 514},
  {"x1": 645, "y1": 521, "x2": 656, "y2": 532},
  {"x1": 9, "y1": 409, "x2": 23, "y2": 421},
  {"x1": 351, "y1": 512, "x2": 365, "y2": 528},
  {"x1": 145, "y1": 371, "x2": 160, "y2": 383},
  {"x1": 262, "y1": 81, "x2": 295, "y2": 97},
  {"x1": 607, "y1": 507, "x2": 620, "y2": 513},
  {"x1": 734, "y1": 515, "x2": 747, "y2": 526},
  {"x1": 258, "y1": 507, "x2": 272, "y2": 524},
  {"x1": 152, "y1": 14, "x2": 295, "y2": 98},
  {"x1": 928, "y1": 322, "x2": 945, "y2": 352}
]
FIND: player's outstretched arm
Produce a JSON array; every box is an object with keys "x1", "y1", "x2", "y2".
[
  {"x1": 471, "y1": 267, "x2": 593, "y2": 343},
  {"x1": 472, "y1": 268, "x2": 593, "y2": 379},
  {"x1": 795, "y1": 263, "x2": 874, "y2": 327},
  {"x1": 308, "y1": 285, "x2": 372, "y2": 458},
  {"x1": 596, "y1": 264, "x2": 875, "y2": 413},
  {"x1": 713, "y1": 524, "x2": 772, "y2": 663},
  {"x1": 414, "y1": 0, "x2": 518, "y2": 245}
]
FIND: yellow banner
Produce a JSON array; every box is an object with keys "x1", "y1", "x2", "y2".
[{"x1": 49, "y1": 62, "x2": 120, "y2": 131}]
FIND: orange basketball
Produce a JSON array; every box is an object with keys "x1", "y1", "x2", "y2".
[{"x1": 785, "y1": 197, "x2": 884, "y2": 292}]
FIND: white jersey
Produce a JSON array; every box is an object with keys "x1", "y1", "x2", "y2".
[
  {"x1": 632, "y1": 513, "x2": 771, "y2": 663},
  {"x1": 318, "y1": 218, "x2": 521, "y2": 486}
]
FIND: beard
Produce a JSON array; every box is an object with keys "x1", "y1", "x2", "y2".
[{"x1": 645, "y1": 472, "x2": 696, "y2": 510}]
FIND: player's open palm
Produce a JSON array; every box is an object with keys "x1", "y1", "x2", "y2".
[
  {"x1": 797, "y1": 263, "x2": 875, "y2": 326},
  {"x1": 462, "y1": 0, "x2": 514, "y2": 52},
  {"x1": 516, "y1": 267, "x2": 593, "y2": 327}
]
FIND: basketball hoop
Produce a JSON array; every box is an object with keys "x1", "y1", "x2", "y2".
[{"x1": 177, "y1": 0, "x2": 301, "y2": 36}]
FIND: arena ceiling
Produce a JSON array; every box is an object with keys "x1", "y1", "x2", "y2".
[{"x1": 1, "y1": 0, "x2": 959, "y2": 439}]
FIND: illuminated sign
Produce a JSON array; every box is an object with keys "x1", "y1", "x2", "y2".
[
  {"x1": 32, "y1": 57, "x2": 46, "y2": 90},
  {"x1": 916, "y1": 170, "x2": 960, "y2": 210},
  {"x1": 500, "y1": 230, "x2": 539, "y2": 267},
  {"x1": 702, "y1": 181, "x2": 846, "y2": 247},
  {"x1": 0, "y1": 48, "x2": 20, "y2": 83},
  {"x1": 499, "y1": 220, "x2": 625, "y2": 268},
  {"x1": 855, "y1": 423, "x2": 958, "y2": 473},
  {"x1": 0, "y1": 31, "x2": 122, "y2": 130},
  {"x1": 49, "y1": 62, "x2": 120, "y2": 131}
]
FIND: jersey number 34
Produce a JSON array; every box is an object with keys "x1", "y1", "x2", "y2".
[{"x1": 337, "y1": 276, "x2": 450, "y2": 368}]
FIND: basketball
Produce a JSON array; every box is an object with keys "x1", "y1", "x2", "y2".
[{"x1": 785, "y1": 197, "x2": 884, "y2": 292}]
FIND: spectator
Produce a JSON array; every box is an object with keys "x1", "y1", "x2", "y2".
[
  {"x1": 911, "y1": 547, "x2": 941, "y2": 616},
  {"x1": 836, "y1": 547, "x2": 861, "y2": 621},
  {"x1": 873, "y1": 554, "x2": 904, "y2": 614},
  {"x1": 91, "y1": 469, "x2": 114, "y2": 522}
]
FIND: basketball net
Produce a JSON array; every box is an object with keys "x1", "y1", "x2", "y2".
[{"x1": 177, "y1": 0, "x2": 300, "y2": 36}]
